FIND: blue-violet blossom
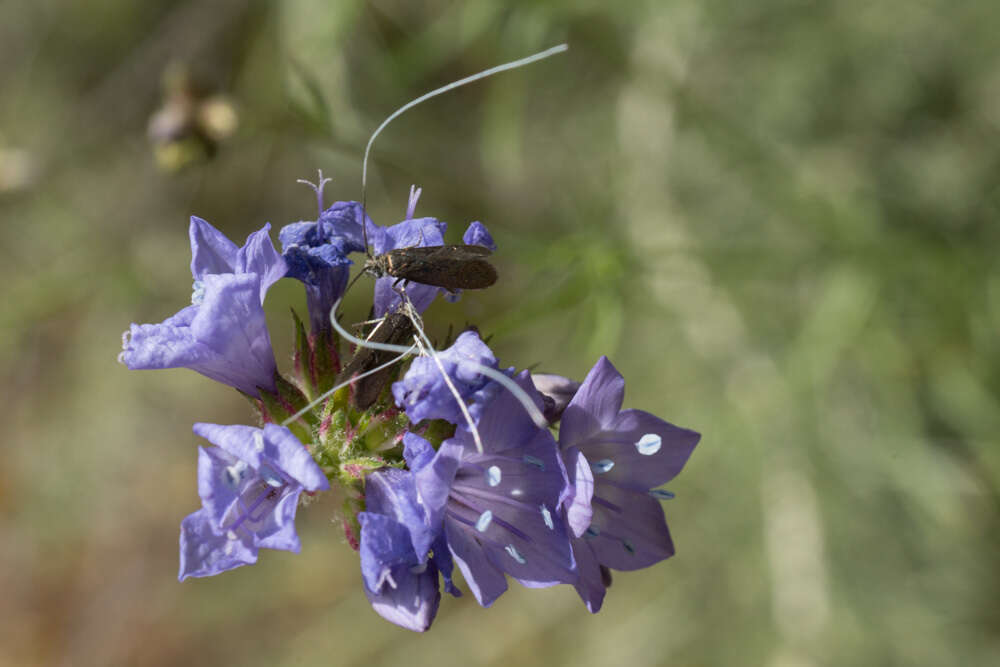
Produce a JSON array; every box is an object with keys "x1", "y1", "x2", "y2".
[
  {"x1": 391, "y1": 330, "x2": 502, "y2": 426},
  {"x1": 557, "y1": 356, "x2": 700, "y2": 612},
  {"x1": 279, "y1": 200, "x2": 369, "y2": 333},
  {"x1": 357, "y1": 460, "x2": 459, "y2": 632},
  {"x1": 120, "y1": 217, "x2": 286, "y2": 397},
  {"x1": 408, "y1": 372, "x2": 576, "y2": 607},
  {"x1": 179, "y1": 423, "x2": 330, "y2": 580}
]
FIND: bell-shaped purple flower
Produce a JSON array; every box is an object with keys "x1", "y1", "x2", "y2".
[
  {"x1": 391, "y1": 330, "x2": 502, "y2": 426},
  {"x1": 371, "y1": 216, "x2": 447, "y2": 317},
  {"x1": 357, "y1": 465, "x2": 459, "y2": 632},
  {"x1": 409, "y1": 372, "x2": 577, "y2": 607},
  {"x1": 179, "y1": 423, "x2": 330, "y2": 581},
  {"x1": 120, "y1": 217, "x2": 286, "y2": 397},
  {"x1": 122, "y1": 273, "x2": 279, "y2": 397},
  {"x1": 557, "y1": 356, "x2": 700, "y2": 612},
  {"x1": 279, "y1": 201, "x2": 370, "y2": 333}
]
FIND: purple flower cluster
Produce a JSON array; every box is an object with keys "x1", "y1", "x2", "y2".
[{"x1": 120, "y1": 181, "x2": 700, "y2": 633}]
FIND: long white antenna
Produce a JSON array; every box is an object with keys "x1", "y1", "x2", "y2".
[
  {"x1": 328, "y1": 298, "x2": 549, "y2": 430},
  {"x1": 360, "y1": 43, "x2": 568, "y2": 211}
]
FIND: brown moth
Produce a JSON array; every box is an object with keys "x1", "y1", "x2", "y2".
[{"x1": 364, "y1": 244, "x2": 498, "y2": 291}]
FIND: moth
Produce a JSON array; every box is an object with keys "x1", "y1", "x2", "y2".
[
  {"x1": 335, "y1": 309, "x2": 416, "y2": 410},
  {"x1": 363, "y1": 243, "x2": 498, "y2": 291}
]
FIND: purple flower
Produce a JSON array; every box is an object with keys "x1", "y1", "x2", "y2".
[
  {"x1": 189, "y1": 216, "x2": 286, "y2": 303},
  {"x1": 179, "y1": 423, "x2": 329, "y2": 580},
  {"x1": 462, "y1": 221, "x2": 497, "y2": 252},
  {"x1": 391, "y1": 330, "x2": 502, "y2": 425},
  {"x1": 120, "y1": 218, "x2": 286, "y2": 397},
  {"x1": 358, "y1": 463, "x2": 459, "y2": 632},
  {"x1": 557, "y1": 356, "x2": 700, "y2": 612},
  {"x1": 408, "y1": 372, "x2": 577, "y2": 607},
  {"x1": 371, "y1": 216, "x2": 448, "y2": 317},
  {"x1": 279, "y1": 201, "x2": 370, "y2": 332}
]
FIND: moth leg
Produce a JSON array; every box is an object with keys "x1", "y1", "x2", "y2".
[{"x1": 391, "y1": 279, "x2": 412, "y2": 301}]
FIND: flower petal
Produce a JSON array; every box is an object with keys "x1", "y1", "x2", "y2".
[
  {"x1": 193, "y1": 423, "x2": 329, "y2": 491},
  {"x1": 574, "y1": 410, "x2": 700, "y2": 492},
  {"x1": 189, "y1": 216, "x2": 238, "y2": 278},
  {"x1": 374, "y1": 277, "x2": 440, "y2": 318},
  {"x1": 584, "y1": 482, "x2": 675, "y2": 571},
  {"x1": 235, "y1": 223, "x2": 287, "y2": 300},
  {"x1": 444, "y1": 520, "x2": 508, "y2": 607},
  {"x1": 563, "y1": 446, "x2": 594, "y2": 538},
  {"x1": 462, "y1": 221, "x2": 497, "y2": 251},
  {"x1": 358, "y1": 512, "x2": 419, "y2": 592},
  {"x1": 365, "y1": 468, "x2": 433, "y2": 563},
  {"x1": 251, "y1": 488, "x2": 304, "y2": 552},
  {"x1": 194, "y1": 445, "x2": 242, "y2": 527},
  {"x1": 559, "y1": 357, "x2": 625, "y2": 446},
  {"x1": 178, "y1": 508, "x2": 257, "y2": 580},
  {"x1": 260, "y1": 424, "x2": 330, "y2": 491},
  {"x1": 362, "y1": 560, "x2": 441, "y2": 633},
  {"x1": 402, "y1": 432, "x2": 436, "y2": 472},
  {"x1": 430, "y1": 534, "x2": 461, "y2": 597},
  {"x1": 570, "y1": 536, "x2": 608, "y2": 613},
  {"x1": 443, "y1": 373, "x2": 576, "y2": 590},
  {"x1": 392, "y1": 331, "x2": 500, "y2": 425},
  {"x1": 376, "y1": 217, "x2": 446, "y2": 255},
  {"x1": 411, "y1": 439, "x2": 462, "y2": 532},
  {"x1": 467, "y1": 371, "x2": 548, "y2": 456}
]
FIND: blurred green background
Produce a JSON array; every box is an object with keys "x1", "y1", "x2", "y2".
[{"x1": 3, "y1": 1, "x2": 999, "y2": 665}]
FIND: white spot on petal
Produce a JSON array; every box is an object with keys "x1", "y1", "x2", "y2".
[
  {"x1": 486, "y1": 465, "x2": 502, "y2": 487},
  {"x1": 540, "y1": 504, "x2": 554, "y2": 530},
  {"x1": 252, "y1": 431, "x2": 265, "y2": 452},
  {"x1": 636, "y1": 433, "x2": 662, "y2": 455},
  {"x1": 591, "y1": 459, "x2": 615, "y2": 474},
  {"x1": 505, "y1": 544, "x2": 526, "y2": 564},
  {"x1": 476, "y1": 510, "x2": 493, "y2": 532}
]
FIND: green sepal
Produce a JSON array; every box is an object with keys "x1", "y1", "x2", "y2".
[
  {"x1": 311, "y1": 407, "x2": 348, "y2": 469},
  {"x1": 358, "y1": 412, "x2": 410, "y2": 454},
  {"x1": 290, "y1": 308, "x2": 316, "y2": 399},
  {"x1": 312, "y1": 327, "x2": 339, "y2": 395},
  {"x1": 338, "y1": 456, "x2": 397, "y2": 488},
  {"x1": 257, "y1": 374, "x2": 315, "y2": 445},
  {"x1": 341, "y1": 492, "x2": 363, "y2": 550}
]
